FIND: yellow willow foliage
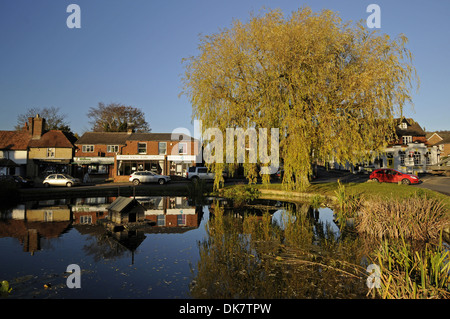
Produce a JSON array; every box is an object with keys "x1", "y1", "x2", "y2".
[{"x1": 181, "y1": 7, "x2": 418, "y2": 191}]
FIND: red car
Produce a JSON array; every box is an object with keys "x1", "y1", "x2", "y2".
[{"x1": 369, "y1": 168, "x2": 420, "y2": 185}]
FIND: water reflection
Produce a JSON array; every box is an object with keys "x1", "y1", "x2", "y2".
[
  {"x1": 192, "y1": 199, "x2": 369, "y2": 299},
  {"x1": 0, "y1": 196, "x2": 204, "y2": 258},
  {"x1": 1, "y1": 196, "x2": 371, "y2": 299}
]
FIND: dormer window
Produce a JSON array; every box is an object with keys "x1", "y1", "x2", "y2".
[
  {"x1": 399, "y1": 122, "x2": 407, "y2": 129},
  {"x1": 402, "y1": 136, "x2": 412, "y2": 145}
]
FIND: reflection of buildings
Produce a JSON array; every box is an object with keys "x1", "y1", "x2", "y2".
[
  {"x1": 0, "y1": 196, "x2": 204, "y2": 257},
  {"x1": 0, "y1": 203, "x2": 71, "y2": 255},
  {"x1": 142, "y1": 197, "x2": 202, "y2": 230},
  {"x1": 72, "y1": 197, "x2": 111, "y2": 225}
]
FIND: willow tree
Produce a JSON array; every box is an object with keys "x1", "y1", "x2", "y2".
[{"x1": 181, "y1": 7, "x2": 418, "y2": 190}]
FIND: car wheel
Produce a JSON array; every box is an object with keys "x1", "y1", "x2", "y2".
[
  {"x1": 66, "y1": 182, "x2": 73, "y2": 187},
  {"x1": 44, "y1": 182, "x2": 50, "y2": 188},
  {"x1": 371, "y1": 178, "x2": 379, "y2": 183},
  {"x1": 133, "y1": 179, "x2": 140, "y2": 186},
  {"x1": 158, "y1": 178, "x2": 165, "y2": 185},
  {"x1": 401, "y1": 178, "x2": 411, "y2": 185}
]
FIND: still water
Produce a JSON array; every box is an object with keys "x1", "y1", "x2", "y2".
[{"x1": 0, "y1": 196, "x2": 368, "y2": 299}]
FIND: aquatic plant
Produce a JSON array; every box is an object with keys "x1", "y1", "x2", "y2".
[
  {"x1": 370, "y1": 237, "x2": 450, "y2": 299},
  {"x1": 333, "y1": 180, "x2": 363, "y2": 223},
  {"x1": 357, "y1": 196, "x2": 449, "y2": 241}
]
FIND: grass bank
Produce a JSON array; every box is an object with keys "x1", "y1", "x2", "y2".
[{"x1": 222, "y1": 181, "x2": 450, "y2": 210}]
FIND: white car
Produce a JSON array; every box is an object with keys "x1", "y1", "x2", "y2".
[
  {"x1": 186, "y1": 166, "x2": 215, "y2": 181},
  {"x1": 43, "y1": 174, "x2": 81, "y2": 187},
  {"x1": 129, "y1": 171, "x2": 171, "y2": 185}
]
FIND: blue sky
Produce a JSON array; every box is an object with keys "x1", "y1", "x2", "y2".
[{"x1": 0, "y1": 0, "x2": 448, "y2": 136}]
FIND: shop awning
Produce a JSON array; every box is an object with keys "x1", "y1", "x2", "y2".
[
  {"x1": 0, "y1": 158, "x2": 18, "y2": 167},
  {"x1": 73, "y1": 157, "x2": 115, "y2": 165}
]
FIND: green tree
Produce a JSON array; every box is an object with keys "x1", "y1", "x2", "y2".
[{"x1": 181, "y1": 7, "x2": 418, "y2": 190}]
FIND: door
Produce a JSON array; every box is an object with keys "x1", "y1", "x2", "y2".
[
  {"x1": 56, "y1": 174, "x2": 66, "y2": 186},
  {"x1": 391, "y1": 170, "x2": 403, "y2": 183},
  {"x1": 384, "y1": 170, "x2": 393, "y2": 183},
  {"x1": 147, "y1": 172, "x2": 157, "y2": 183}
]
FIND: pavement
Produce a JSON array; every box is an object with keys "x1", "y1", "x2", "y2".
[{"x1": 25, "y1": 169, "x2": 449, "y2": 196}]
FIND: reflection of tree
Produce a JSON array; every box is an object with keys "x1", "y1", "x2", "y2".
[
  {"x1": 191, "y1": 201, "x2": 369, "y2": 298},
  {"x1": 82, "y1": 233, "x2": 130, "y2": 262}
]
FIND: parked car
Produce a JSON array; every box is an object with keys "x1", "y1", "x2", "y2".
[
  {"x1": 0, "y1": 175, "x2": 34, "y2": 188},
  {"x1": 43, "y1": 174, "x2": 81, "y2": 187},
  {"x1": 186, "y1": 166, "x2": 216, "y2": 181},
  {"x1": 129, "y1": 171, "x2": 171, "y2": 185},
  {"x1": 369, "y1": 168, "x2": 420, "y2": 185}
]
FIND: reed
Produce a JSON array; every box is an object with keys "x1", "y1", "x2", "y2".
[
  {"x1": 333, "y1": 180, "x2": 363, "y2": 223},
  {"x1": 357, "y1": 196, "x2": 450, "y2": 241},
  {"x1": 370, "y1": 237, "x2": 450, "y2": 299}
]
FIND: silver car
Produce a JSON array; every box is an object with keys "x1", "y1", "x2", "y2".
[
  {"x1": 129, "y1": 171, "x2": 171, "y2": 185},
  {"x1": 43, "y1": 174, "x2": 81, "y2": 187}
]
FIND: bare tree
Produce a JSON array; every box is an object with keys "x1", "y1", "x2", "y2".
[
  {"x1": 87, "y1": 102, "x2": 150, "y2": 133},
  {"x1": 16, "y1": 106, "x2": 71, "y2": 132}
]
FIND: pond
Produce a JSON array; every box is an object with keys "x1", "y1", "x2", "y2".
[{"x1": 0, "y1": 195, "x2": 373, "y2": 299}]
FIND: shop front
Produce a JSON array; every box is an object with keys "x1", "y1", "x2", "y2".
[
  {"x1": 73, "y1": 157, "x2": 115, "y2": 179},
  {"x1": 168, "y1": 155, "x2": 196, "y2": 177},
  {"x1": 114, "y1": 154, "x2": 197, "y2": 182},
  {"x1": 115, "y1": 155, "x2": 166, "y2": 182}
]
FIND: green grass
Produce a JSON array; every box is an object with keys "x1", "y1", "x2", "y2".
[{"x1": 221, "y1": 181, "x2": 450, "y2": 212}]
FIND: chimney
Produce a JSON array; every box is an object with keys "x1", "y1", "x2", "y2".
[{"x1": 28, "y1": 114, "x2": 46, "y2": 139}]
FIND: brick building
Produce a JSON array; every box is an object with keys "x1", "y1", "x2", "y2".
[
  {"x1": 427, "y1": 131, "x2": 450, "y2": 158},
  {"x1": 74, "y1": 131, "x2": 199, "y2": 182}
]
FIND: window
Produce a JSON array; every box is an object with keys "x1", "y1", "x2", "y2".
[
  {"x1": 426, "y1": 152, "x2": 432, "y2": 165},
  {"x1": 399, "y1": 151, "x2": 406, "y2": 166},
  {"x1": 178, "y1": 143, "x2": 187, "y2": 154},
  {"x1": 402, "y1": 136, "x2": 412, "y2": 145},
  {"x1": 80, "y1": 215, "x2": 92, "y2": 224},
  {"x1": 399, "y1": 122, "x2": 407, "y2": 129},
  {"x1": 413, "y1": 151, "x2": 421, "y2": 165},
  {"x1": 157, "y1": 214, "x2": 165, "y2": 226},
  {"x1": 47, "y1": 148, "x2": 55, "y2": 158},
  {"x1": 107, "y1": 145, "x2": 119, "y2": 153},
  {"x1": 158, "y1": 142, "x2": 167, "y2": 155},
  {"x1": 82, "y1": 145, "x2": 94, "y2": 153},
  {"x1": 177, "y1": 214, "x2": 186, "y2": 226},
  {"x1": 198, "y1": 168, "x2": 208, "y2": 173},
  {"x1": 44, "y1": 211, "x2": 53, "y2": 222},
  {"x1": 138, "y1": 143, "x2": 147, "y2": 154}
]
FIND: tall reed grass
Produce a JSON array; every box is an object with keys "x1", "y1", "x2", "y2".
[
  {"x1": 333, "y1": 180, "x2": 363, "y2": 223},
  {"x1": 370, "y1": 238, "x2": 450, "y2": 299},
  {"x1": 357, "y1": 196, "x2": 450, "y2": 241}
]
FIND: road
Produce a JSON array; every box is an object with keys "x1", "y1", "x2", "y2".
[{"x1": 411, "y1": 175, "x2": 450, "y2": 196}]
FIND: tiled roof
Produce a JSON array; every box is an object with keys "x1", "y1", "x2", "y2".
[
  {"x1": 28, "y1": 130, "x2": 74, "y2": 148},
  {"x1": 76, "y1": 132, "x2": 196, "y2": 145},
  {"x1": 395, "y1": 118, "x2": 426, "y2": 137},
  {"x1": 426, "y1": 131, "x2": 450, "y2": 144},
  {"x1": 435, "y1": 131, "x2": 450, "y2": 144},
  {"x1": 0, "y1": 130, "x2": 30, "y2": 150},
  {"x1": 75, "y1": 132, "x2": 130, "y2": 145},
  {"x1": 107, "y1": 196, "x2": 141, "y2": 213},
  {"x1": 127, "y1": 132, "x2": 196, "y2": 142}
]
